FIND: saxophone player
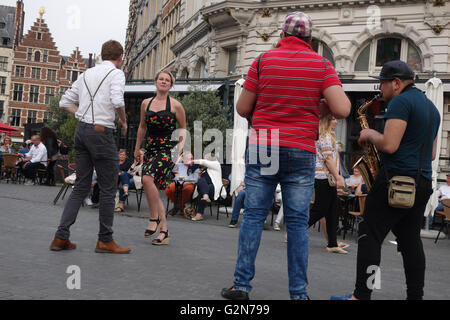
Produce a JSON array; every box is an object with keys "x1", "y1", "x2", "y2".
[{"x1": 332, "y1": 60, "x2": 440, "y2": 300}]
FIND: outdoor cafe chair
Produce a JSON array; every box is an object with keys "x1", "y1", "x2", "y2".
[{"x1": 435, "y1": 198, "x2": 450, "y2": 244}]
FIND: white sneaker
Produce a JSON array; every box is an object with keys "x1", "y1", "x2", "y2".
[
  {"x1": 84, "y1": 198, "x2": 93, "y2": 206},
  {"x1": 326, "y1": 247, "x2": 348, "y2": 254},
  {"x1": 273, "y1": 222, "x2": 281, "y2": 231},
  {"x1": 24, "y1": 179, "x2": 34, "y2": 186}
]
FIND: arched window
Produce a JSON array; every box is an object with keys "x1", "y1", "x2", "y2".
[
  {"x1": 311, "y1": 39, "x2": 335, "y2": 66},
  {"x1": 34, "y1": 51, "x2": 41, "y2": 62},
  {"x1": 354, "y1": 37, "x2": 423, "y2": 74},
  {"x1": 194, "y1": 58, "x2": 207, "y2": 78},
  {"x1": 181, "y1": 68, "x2": 189, "y2": 79}
]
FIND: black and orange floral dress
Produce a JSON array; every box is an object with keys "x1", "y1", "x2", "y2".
[{"x1": 141, "y1": 96, "x2": 177, "y2": 190}]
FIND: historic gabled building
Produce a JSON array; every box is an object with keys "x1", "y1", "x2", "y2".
[{"x1": 7, "y1": 10, "x2": 87, "y2": 133}]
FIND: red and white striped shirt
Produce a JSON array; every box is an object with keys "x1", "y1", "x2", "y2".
[{"x1": 243, "y1": 37, "x2": 342, "y2": 153}]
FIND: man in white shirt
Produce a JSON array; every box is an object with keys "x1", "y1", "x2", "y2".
[
  {"x1": 18, "y1": 135, "x2": 47, "y2": 186},
  {"x1": 50, "y1": 40, "x2": 130, "y2": 254}
]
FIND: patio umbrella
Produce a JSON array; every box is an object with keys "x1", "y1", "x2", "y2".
[
  {"x1": 230, "y1": 78, "x2": 248, "y2": 195},
  {"x1": 0, "y1": 123, "x2": 19, "y2": 132},
  {"x1": 422, "y1": 77, "x2": 444, "y2": 236}
]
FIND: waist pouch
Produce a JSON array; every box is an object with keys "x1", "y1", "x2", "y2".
[{"x1": 388, "y1": 176, "x2": 416, "y2": 209}]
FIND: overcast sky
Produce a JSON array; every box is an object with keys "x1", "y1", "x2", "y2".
[{"x1": 2, "y1": 0, "x2": 130, "y2": 57}]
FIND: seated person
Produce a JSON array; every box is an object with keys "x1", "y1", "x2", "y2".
[
  {"x1": 84, "y1": 170, "x2": 98, "y2": 206},
  {"x1": 435, "y1": 174, "x2": 450, "y2": 212},
  {"x1": 345, "y1": 168, "x2": 363, "y2": 190},
  {"x1": 115, "y1": 149, "x2": 146, "y2": 212},
  {"x1": 17, "y1": 142, "x2": 29, "y2": 155},
  {"x1": 166, "y1": 152, "x2": 199, "y2": 216},
  {"x1": 228, "y1": 181, "x2": 246, "y2": 228},
  {"x1": 17, "y1": 135, "x2": 47, "y2": 186},
  {"x1": 191, "y1": 153, "x2": 227, "y2": 221},
  {"x1": 118, "y1": 149, "x2": 132, "y2": 179},
  {"x1": 0, "y1": 136, "x2": 15, "y2": 156},
  {"x1": 355, "y1": 180, "x2": 368, "y2": 196}
]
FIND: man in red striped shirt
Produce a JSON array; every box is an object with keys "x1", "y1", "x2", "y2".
[{"x1": 222, "y1": 12, "x2": 351, "y2": 300}]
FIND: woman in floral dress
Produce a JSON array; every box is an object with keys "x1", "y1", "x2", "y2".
[{"x1": 134, "y1": 70, "x2": 186, "y2": 245}]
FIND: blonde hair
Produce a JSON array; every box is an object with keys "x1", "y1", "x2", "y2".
[
  {"x1": 3, "y1": 136, "x2": 12, "y2": 144},
  {"x1": 154, "y1": 70, "x2": 175, "y2": 86},
  {"x1": 319, "y1": 114, "x2": 336, "y2": 145}
]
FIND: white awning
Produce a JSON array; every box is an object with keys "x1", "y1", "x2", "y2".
[{"x1": 125, "y1": 83, "x2": 223, "y2": 94}]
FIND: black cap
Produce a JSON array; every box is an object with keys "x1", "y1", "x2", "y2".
[{"x1": 370, "y1": 60, "x2": 415, "y2": 81}]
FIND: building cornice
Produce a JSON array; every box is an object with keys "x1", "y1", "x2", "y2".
[{"x1": 172, "y1": 20, "x2": 210, "y2": 54}]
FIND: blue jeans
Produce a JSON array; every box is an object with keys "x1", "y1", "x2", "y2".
[
  {"x1": 119, "y1": 172, "x2": 135, "y2": 203},
  {"x1": 233, "y1": 145, "x2": 315, "y2": 300},
  {"x1": 231, "y1": 189, "x2": 246, "y2": 222}
]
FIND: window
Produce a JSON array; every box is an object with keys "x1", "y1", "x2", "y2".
[
  {"x1": 2, "y1": 38, "x2": 9, "y2": 46},
  {"x1": 0, "y1": 101, "x2": 4, "y2": 119},
  {"x1": 10, "y1": 108, "x2": 21, "y2": 127},
  {"x1": 34, "y1": 51, "x2": 41, "y2": 62},
  {"x1": 0, "y1": 56, "x2": 7, "y2": 71},
  {"x1": 43, "y1": 50, "x2": 48, "y2": 63},
  {"x1": 37, "y1": 32, "x2": 42, "y2": 40},
  {"x1": 31, "y1": 67, "x2": 41, "y2": 79},
  {"x1": 27, "y1": 48, "x2": 32, "y2": 61},
  {"x1": 47, "y1": 69, "x2": 57, "y2": 82},
  {"x1": 354, "y1": 37, "x2": 423, "y2": 74},
  {"x1": 355, "y1": 45, "x2": 371, "y2": 72},
  {"x1": 67, "y1": 70, "x2": 71, "y2": 80},
  {"x1": 0, "y1": 77, "x2": 6, "y2": 95},
  {"x1": 311, "y1": 39, "x2": 336, "y2": 66},
  {"x1": 13, "y1": 83, "x2": 23, "y2": 101},
  {"x1": 407, "y1": 41, "x2": 422, "y2": 72},
  {"x1": 15, "y1": 65, "x2": 25, "y2": 78},
  {"x1": 27, "y1": 110, "x2": 37, "y2": 124},
  {"x1": 71, "y1": 71, "x2": 78, "y2": 82},
  {"x1": 0, "y1": 22, "x2": 5, "y2": 29},
  {"x1": 60, "y1": 86, "x2": 69, "y2": 94},
  {"x1": 376, "y1": 38, "x2": 401, "y2": 67},
  {"x1": 29, "y1": 85, "x2": 39, "y2": 103},
  {"x1": 43, "y1": 111, "x2": 52, "y2": 123},
  {"x1": 45, "y1": 87, "x2": 55, "y2": 104},
  {"x1": 227, "y1": 49, "x2": 237, "y2": 76}
]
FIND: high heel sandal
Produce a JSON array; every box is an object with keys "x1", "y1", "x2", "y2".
[
  {"x1": 152, "y1": 230, "x2": 170, "y2": 246},
  {"x1": 144, "y1": 219, "x2": 161, "y2": 238}
]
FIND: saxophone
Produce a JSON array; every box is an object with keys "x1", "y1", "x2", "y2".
[{"x1": 352, "y1": 94, "x2": 381, "y2": 192}]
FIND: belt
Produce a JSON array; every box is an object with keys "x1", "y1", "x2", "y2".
[{"x1": 78, "y1": 121, "x2": 114, "y2": 133}]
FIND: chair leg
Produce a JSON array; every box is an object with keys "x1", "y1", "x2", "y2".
[
  {"x1": 54, "y1": 185, "x2": 67, "y2": 205},
  {"x1": 210, "y1": 203, "x2": 213, "y2": 217},
  {"x1": 62, "y1": 185, "x2": 70, "y2": 200},
  {"x1": 217, "y1": 204, "x2": 220, "y2": 220},
  {"x1": 435, "y1": 223, "x2": 444, "y2": 244}
]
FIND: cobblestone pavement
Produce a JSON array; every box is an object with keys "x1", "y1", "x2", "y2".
[{"x1": 0, "y1": 182, "x2": 449, "y2": 300}]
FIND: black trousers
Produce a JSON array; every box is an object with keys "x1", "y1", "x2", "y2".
[
  {"x1": 308, "y1": 179, "x2": 339, "y2": 248},
  {"x1": 354, "y1": 170, "x2": 432, "y2": 300}
]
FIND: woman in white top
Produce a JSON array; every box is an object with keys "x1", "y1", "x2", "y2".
[
  {"x1": 307, "y1": 115, "x2": 348, "y2": 254},
  {"x1": 191, "y1": 154, "x2": 227, "y2": 221}
]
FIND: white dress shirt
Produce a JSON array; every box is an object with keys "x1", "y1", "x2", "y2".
[
  {"x1": 437, "y1": 185, "x2": 450, "y2": 200},
  {"x1": 26, "y1": 142, "x2": 48, "y2": 167},
  {"x1": 59, "y1": 61, "x2": 126, "y2": 129}
]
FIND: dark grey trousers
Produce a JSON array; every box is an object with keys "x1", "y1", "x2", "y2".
[{"x1": 56, "y1": 122, "x2": 119, "y2": 243}]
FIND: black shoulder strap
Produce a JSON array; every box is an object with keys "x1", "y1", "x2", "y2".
[
  {"x1": 416, "y1": 102, "x2": 434, "y2": 181},
  {"x1": 257, "y1": 53, "x2": 263, "y2": 79},
  {"x1": 166, "y1": 96, "x2": 171, "y2": 112},
  {"x1": 147, "y1": 96, "x2": 156, "y2": 112}
]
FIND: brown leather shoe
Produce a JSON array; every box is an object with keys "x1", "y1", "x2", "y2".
[
  {"x1": 95, "y1": 240, "x2": 131, "y2": 254},
  {"x1": 50, "y1": 237, "x2": 77, "y2": 251}
]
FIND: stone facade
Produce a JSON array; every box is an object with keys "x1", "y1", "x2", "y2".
[
  {"x1": 0, "y1": 1, "x2": 23, "y2": 126},
  {"x1": 125, "y1": 0, "x2": 450, "y2": 174}
]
